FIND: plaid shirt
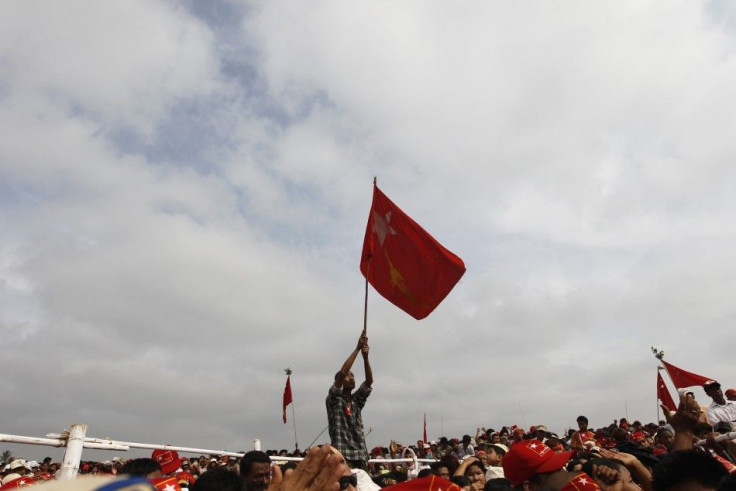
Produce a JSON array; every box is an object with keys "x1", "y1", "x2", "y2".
[{"x1": 326, "y1": 382, "x2": 372, "y2": 462}]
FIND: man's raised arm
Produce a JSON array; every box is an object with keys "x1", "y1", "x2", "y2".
[
  {"x1": 362, "y1": 337, "x2": 373, "y2": 388},
  {"x1": 335, "y1": 336, "x2": 367, "y2": 387}
]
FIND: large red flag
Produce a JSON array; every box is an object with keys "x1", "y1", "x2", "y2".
[
  {"x1": 661, "y1": 360, "x2": 714, "y2": 389},
  {"x1": 282, "y1": 375, "x2": 293, "y2": 424},
  {"x1": 360, "y1": 184, "x2": 466, "y2": 320},
  {"x1": 657, "y1": 371, "x2": 676, "y2": 412}
]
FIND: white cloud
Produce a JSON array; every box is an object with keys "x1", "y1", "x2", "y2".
[{"x1": 2, "y1": 0, "x2": 736, "y2": 462}]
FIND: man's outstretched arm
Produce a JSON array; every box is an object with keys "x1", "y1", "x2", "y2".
[{"x1": 362, "y1": 338, "x2": 373, "y2": 388}]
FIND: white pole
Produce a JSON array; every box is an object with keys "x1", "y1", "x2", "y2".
[
  {"x1": 254, "y1": 439, "x2": 261, "y2": 451},
  {"x1": 57, "y1": 424, "x2": 87, "y2": 480}
]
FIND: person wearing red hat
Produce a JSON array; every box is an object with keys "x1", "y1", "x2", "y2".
[
  {"x1": 501, "y1": 439, "x2": 576, "y2": 489},
  {"x1": 0, "y1": 474, "x2": 36, "y2": 489}
]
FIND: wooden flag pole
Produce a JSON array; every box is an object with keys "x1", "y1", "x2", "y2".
[
  {"x1": 363, "y1": 177, "x2": 376, "y2": 337},
  {"x1": 363, "y1": 256, "x2": 370, "y2": 336}
]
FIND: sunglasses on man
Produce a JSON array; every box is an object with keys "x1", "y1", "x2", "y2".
[{"x1": 339, "y1": 474, "x2": 358, "y2": 490}]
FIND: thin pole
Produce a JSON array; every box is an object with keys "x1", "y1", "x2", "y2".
[
  {"x1": 291, "y1": 404, "x2": 298, "y2": 450},
  {"x1": 363, "y1": 178, "x2": 375, "y2": 336},
  {"x1": 308, "y1": 426, "x2": 329, "y2": 449},
  {"x1": 363, "y1": 256, "x2": 370, "y2": 336}
]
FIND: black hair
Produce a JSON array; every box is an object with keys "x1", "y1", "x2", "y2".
[
  {"x1": 451, "y1": 476, "x2": 472, "y2": 487},
  {"x1": 652, "y1": 450, "x2": 727, "y2": 491},
  {"x1": 239, "y1": 451, "x2": 271, "y2": 478},
  {"x1": 192, "y1": 466, "x2": 242, "y2": 491},
  {"x1": 120, "y1": 458, "x2": 161, "y2": 477},
  {"x1": 417, "y1": 468, "x2": 433, "y2": 479},
  {"x1": 484, "y1": 478, "x2": 512, "y2": 491},
  {"x1": 577, "y1": 416, "x2": 588, "y2": 424}
]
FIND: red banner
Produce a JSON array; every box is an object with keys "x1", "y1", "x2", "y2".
[{"x1": 360, "y1": 184, "x2": 465, "y2": 320}]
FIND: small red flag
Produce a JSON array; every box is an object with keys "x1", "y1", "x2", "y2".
[
  {"x1": 387, "y1": 475, "x2": 461, "y2": 491},
  {"x1": 657, "y1": 371, "x2": 676, "y2": 412},
  {"x1": 151, "y1": 477, "x2": 182, "y2": 490},
  {"x1": 661, "y1": 360, "x2": 714, "y2": 389},
  {"x1": 283, "y1": 374, "x2": 293, "y2": 424},
  {"x1": 360, "y1": 184, "x2": 466, "y2": 320},
  {"x1": 423, "y1": 413, "x2": 428, "y2": 443}
]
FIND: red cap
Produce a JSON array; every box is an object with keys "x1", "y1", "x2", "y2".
[
  {"x1": 559, "y1": 472, "x2": 601, "y2": 490},
  {"x1": 502, "y1": 439, "x2": 575, "y2": 487},
  {"x1": 0, "y1": 476, "x2": 36, "y2": 489},
  {"x1": 725, "y1": 388, "x2": 736, "y2": 398},
  {"x1": 151, "y1": 476, "x2": 182, "y2": 490},
  {"x1": 152, "y1": 449, "x2": 181, "y2": 475}
]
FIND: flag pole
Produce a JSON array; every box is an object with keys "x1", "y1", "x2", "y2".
[
  {"x1": 363, "y1": 257, "x2": 370, "y2": 336},
  {"x1": 651, "y1": 346, "x2": 676, "y2": 388},
  {"x1": 362, "y1": 177, "x2": 376, "y2": 337},
  {"x1": 290, "y1": 370, "x2": 298, "y2": 451},
  {"x1": 291, "y1": 403, "x2": 298, "y2": 451}
]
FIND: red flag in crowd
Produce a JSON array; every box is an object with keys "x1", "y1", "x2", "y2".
[
  {"x1": 283, "y1": 374, "x2": 293, "y2": 424},
  {"x1": 661, "y1": 360, "x2": 714, "y2": 389},
  {"x1": 657, "y1": 371, "x2": 676, "y2": 412},
  {"x1": 423, "y1": 413, "x2": 428, "y2": 443},
  {"x1": 386, "y1": 475, "x2": 461, "y2": 491},
  {"x1": 151, "y1": 477, "x2": 182, "y2": 490},
  {"x1": 360, "y1": 184, "x2": 466, "y2": 320}
]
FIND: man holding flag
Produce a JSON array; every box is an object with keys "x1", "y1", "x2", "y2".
[{"x1": 326, "y1": 334, "x2": 373, "y2": 469}]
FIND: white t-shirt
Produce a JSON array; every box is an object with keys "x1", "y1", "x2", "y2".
[{"x1": 707, "y1": 400, "x2": 736, "y2": 424}]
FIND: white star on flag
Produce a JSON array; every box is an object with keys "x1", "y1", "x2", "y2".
[
  {"x1": 577, "y1": 477, "x2": 589, "y2": 485},
  {"x1": 163, "y1": 485, "x2": 177, "y2": 491},
  {"x1": 372, "y1": 210, "x2": 397, "y2": 246}
]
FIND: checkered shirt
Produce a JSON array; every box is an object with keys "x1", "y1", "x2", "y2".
[{"x1": 326, "y1": 382, "x2": 372, "y2": 462}]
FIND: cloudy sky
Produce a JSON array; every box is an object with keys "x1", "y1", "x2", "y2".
[{"x1": 3, "y1": 0, "x2": 736, "y2": 461}]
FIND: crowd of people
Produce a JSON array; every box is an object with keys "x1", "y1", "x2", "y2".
[
  {"x1": 3, "y1": 335, "x2": 736, "y2": 491},
  {"x1": 3, "y1": 388, "x2": 736, "y2": 490}
]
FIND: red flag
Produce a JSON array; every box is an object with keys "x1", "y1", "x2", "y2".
[
  {"x1": 386, "y1": 475, "x2": 461, "y2": 491},
  {"x1": 151, "y1": 477, "x2": 182, "y2": 490},
  {"x1": 657, "y1": 371, "x2": 676, "y2": 412},
  {"x1": 661, "y1": 360, "x2": 715, "y2": 389},
  {"x1": 283, "y1": 374, "x2": 293, "y2": 424},
  {"x1": 423, "y1": 413, "x2": 428, "y2": 443},
  {"x1": 360, "y1": 184, "x2": 466, "y2": 320}
]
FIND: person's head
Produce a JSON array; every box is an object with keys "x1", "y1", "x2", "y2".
[
  {"x1": 240, "y1": 451, "x2": 271, "y2": 491},
  {"x1": 335, "y1": 370, "x2": 356, "y2": 391},
  {"x1": 192, "y1": 466, "x2": 242, "y2": 491},
  {"x1": 485, "y1": 444, "x2": 508, "y2": 467},
  {"x1": 431, "y1": 462, "x2": 451, "y2": 480},
  {"x1": 484, "y1": 478, "x2": 512, "y2": 491},
  {"x1": 725, "y1": 388, "x2": 736, "y2": 402},
  {"x1": 501, "y1": 439, "x2": 574, "y2": 489},
  {"x1": 463, "y1": 435, "x2": 473, "y2": 446},
  {"x1": 120, "y1": 458, "x2": 162, "y2": 479},
  {"x1": 655, "y1": 429, "x2": 674, "y2": 450},
  {"x1": 464, "y1": 459, "x2": 487, "y2": 488},
  {"x1": 652, "y1": 449, "x2": 727, "y2": 491},
  {"x1": 577, "y1": 416, "x2": 589, "y2": 431},
  {"x1": 451, "y1": 475, "x2": 472, "y2": 491},
  {"x1": 704, "y1": 381, "x2": 725, "y2": 404}
]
